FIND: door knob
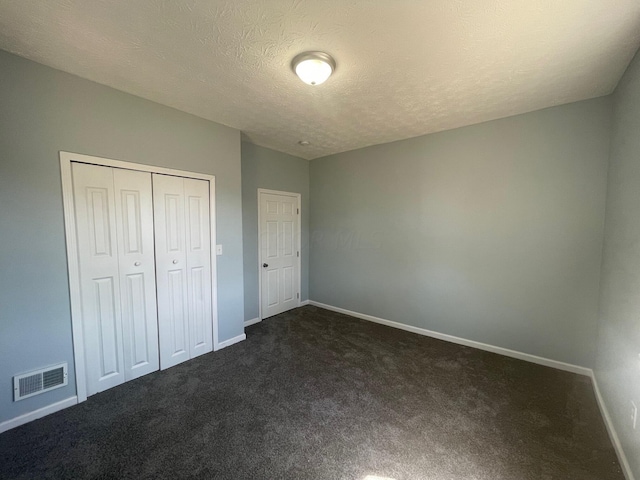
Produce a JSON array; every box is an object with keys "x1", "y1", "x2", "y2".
[
  {"x1": 134, "y1": 261, "x2": 141, "y2": 266},
  {"x1": 173, "y1": 260, "x2": 178, "y2": 264},
  {"x1": 263, "y1": 263, "x2": 268, "y2": 268}
]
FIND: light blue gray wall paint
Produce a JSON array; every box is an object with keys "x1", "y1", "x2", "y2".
[
  {"x1": 595, "y1": 48, "x2": 640, "y2": 478},
  {"x1": 241, "y1": 142, "x2": 309, "y2": 321},
  {"x1": 0, "y1": 50, "x2": 244, "y2": 423},
  {"x1": 310, "y1": 98, "x2": 612, "y2": 368}
]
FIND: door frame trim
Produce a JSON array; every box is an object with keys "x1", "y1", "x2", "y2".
[
  {"x1": 60, "y1": 151, "x2": 219, "y2": 403},
  {"x1": 257, "y1": 188, "x2": 302, "y2": 321}
]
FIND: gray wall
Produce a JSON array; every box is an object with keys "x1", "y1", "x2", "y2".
[
  {"x1": 596, "y1": 48, "x2": 640, "y2": 477},
  {"x1": 0, "y1": 50, "x2": 245, "y2": 423},
  {"x1": 241, "y1": 142, "x2": 309, "y2": 321},
  {"x1": 310, "y1": 97, "x2": 611, "y2": 368}
]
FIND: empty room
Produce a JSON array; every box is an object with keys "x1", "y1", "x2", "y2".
[{"x1": 1, "y1": 1, "x2": 640, "y2": 479}]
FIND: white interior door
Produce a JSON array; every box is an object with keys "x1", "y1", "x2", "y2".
[
  {"x1": 154, "y1": 174, "x2": 213, "y2": 369},
  {"x1": 153, "y1": 174, "x2": 190, "y2": 369},
  {"x1": 184, "y1": 178, "x2": 213, "y2": 358},
  {"x1": 113, "y1": 168, "x2": 159, "y2": 381},
  {"x1": 260, "y1": 191, "x2": 300, "y2": 319},
  {"x1": 62, "y1": 152, "x2": 219, "y2": 401},
  {"x1": 72, "y1": 163, "x2": 125, "y2": 395},
  {"x1": 73, "y1": 163, "x2": 160, "y2": 396}
]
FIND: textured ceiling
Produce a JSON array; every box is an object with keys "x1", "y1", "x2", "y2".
[{"x1": 1, "y1": 1, "x2": 639, "y2": 160}]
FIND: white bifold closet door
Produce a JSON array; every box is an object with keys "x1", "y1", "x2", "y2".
[
  {"x1": 153, "y1": 174, "x2": 213, "y2": 370},
  {"x1": 72, "y1": 163, "x2": 159, "y2": 396}
]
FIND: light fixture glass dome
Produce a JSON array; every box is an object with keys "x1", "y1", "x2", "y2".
[{"x1": 292, "y1": 52, "x2": 336, "y2": 86}]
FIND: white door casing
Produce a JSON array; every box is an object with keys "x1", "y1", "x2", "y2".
[
  {"x1": 259, "y1": 190, "x2": 301, "y2": 319},
  {"x1": 60, "y1": 151, "x2": 219, "y2": 403}
]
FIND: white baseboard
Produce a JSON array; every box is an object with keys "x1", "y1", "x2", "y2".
[
  {"x1": 308, "y1": 301, "x2": 592, "y2": 376},
  {"x1": 216, "y1": 333, "x2": 246, "y2": 350},
  {"x1": 591, "y1": 373, "x2": 635, "y2": 480},
  {"x1": 300, "y1": 300, "x2": 310, "y2": 306},
  {"x1": 244, "y1": 317, "x2": 261, "y2": 327},
  {"x1": 0, "y1": 396, "x2": 78, "y2": 434}
]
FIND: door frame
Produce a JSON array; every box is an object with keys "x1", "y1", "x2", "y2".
[
  {"x1": 257, "y1": 189, "x2": 302, "y2": 321},
  {"x1": 60, "y1": 151, "x2": 219, "y2": 403}
]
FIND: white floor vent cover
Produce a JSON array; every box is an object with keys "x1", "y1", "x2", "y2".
[{"x1": 13, "y1": 363, "x2": 68, "y2": 401}]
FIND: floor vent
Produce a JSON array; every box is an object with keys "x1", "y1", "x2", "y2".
[{"x1": 13, "y1": 363, "x2": 68, "y2": 401}]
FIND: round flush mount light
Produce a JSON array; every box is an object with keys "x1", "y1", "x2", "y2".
[
  {"x1": 298, "y1": 140, "x2": 310, "y2": 146},
  {"x1": 292, "y1": 51, "x2": 336, "y2": 86}
]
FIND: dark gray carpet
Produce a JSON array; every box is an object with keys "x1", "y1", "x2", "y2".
[{"x1": 0, "y1": 305, "x2": 623, "y2": 479}]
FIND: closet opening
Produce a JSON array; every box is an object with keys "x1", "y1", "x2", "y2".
[{"x1": 60, "y1": 151, "x2": 219, "y2": 402}]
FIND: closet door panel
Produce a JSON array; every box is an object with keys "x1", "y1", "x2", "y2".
[
  {"x1": 184, "y1": 178, "x2": 213, "y2": 358},
  {"x1": 72, "y1": 163, "x2": 125, "y2": 395},
  {"x1": 113, "y1": 168, "x2": 159, "y2": 381},
  {"x1": 153, "y1": 174, "x2": 190, "y2": 369}
]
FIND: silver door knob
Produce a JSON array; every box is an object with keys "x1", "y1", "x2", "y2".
[
  {"x1": 134, "y1": 261, "x2": 141, "y2": 266},
  {"x1": 173, "y1": 260, "x2": 178, "y2": 264}
]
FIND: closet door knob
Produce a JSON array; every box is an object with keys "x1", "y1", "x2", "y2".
[
  {"x1": 173, "y1": 260, "x2": 178, "y2": 264},
  {"x1": 134, "y1": 261, "x2": 141, "y2": 266},
  {"x1": 263, "y1": 263, "x2": 269, "y2": 268}
]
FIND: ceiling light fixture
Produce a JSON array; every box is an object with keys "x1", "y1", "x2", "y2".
[
  {"x1": 298, "y1": 140, "x2": 310, "y2": 146},
  {"x1": 292, "y1": 51, "x2": 336, "y2": 86}
]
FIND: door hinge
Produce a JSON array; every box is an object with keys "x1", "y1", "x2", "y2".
[
  {"x1": 297, "y1": 208, "x2": 299, "y2": 214},
  {"x1": 297, "y1": 251, "x2": 299, "y2": 257},
  {"x1": 297, "y1": 293, "x2": 299, "y2": 299}
]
